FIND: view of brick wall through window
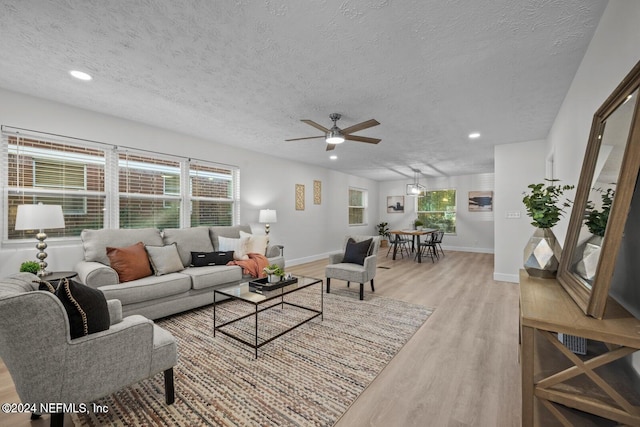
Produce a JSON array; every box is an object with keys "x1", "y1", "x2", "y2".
[{"x1": 4, "y1": 132, "x2": 237, "y2": 240}]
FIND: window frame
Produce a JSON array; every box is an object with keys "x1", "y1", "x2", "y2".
[
  {"x1": 348, "y1": 187, "x2": 368, "y2": 226},
  {"x1": 416, "y1": 188, "x2": 457, "y2": 234},
  {"x1": 1, "y1": 126, "x2": 240, "y2": 244}
]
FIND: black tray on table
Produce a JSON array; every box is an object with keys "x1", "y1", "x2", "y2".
[{"x1": 248, "y1": 276, "x2": 298, "y2": 293}]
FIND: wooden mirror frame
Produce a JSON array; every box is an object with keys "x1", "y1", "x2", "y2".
[{"x1": 558, "y1": 60, "x2": 640, "y2": 319}]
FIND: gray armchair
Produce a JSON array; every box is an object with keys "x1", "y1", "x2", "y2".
[
  {"x1": 0, "y1": 273, "x2": 177, "y2": 427},
  {"x1": 325, "y1": 235, "x2": 380, "y2": 300}
]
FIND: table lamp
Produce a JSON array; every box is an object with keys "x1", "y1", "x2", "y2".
[
  {"x1": 15, "y1": 203, "x2": 66, "y2": 277},
  {"x1": 258, "y1": 209, "x2": 277, "y2": 235}
]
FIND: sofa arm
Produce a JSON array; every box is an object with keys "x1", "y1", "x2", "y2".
[
  {"x1": 62, "y1": 315, "x2": 155, "y2": 402},
  {"x1": 265, "y1": 244, "x2": 283, "y2": 258},
  {"x1": 107, "y1": 299, "x2": 123, "y2": 325},
  {"x1": 328, "y1": 252, "x2": 344, "y2": 264},
  {"x1": 363, "y1": 254, "x2": 377, "y2": 279},
  {"x1": 75, "y1": 261, "x2": 119, "y2": 288}
]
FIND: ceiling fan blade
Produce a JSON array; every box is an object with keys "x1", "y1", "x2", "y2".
[
  {"x1": 301, "y1": 120, "x2": 330, "y2": 133},
  {"x1": 341, "y1": 119, "x2": 380, "y2": 135},
  {"x1": 326, "y1": 144, "x2": 336, "y2": 151},
  {"x1": 285, "y1": 135, "x2": 325, "y2": 141},
  {"x1": 345, "y1": 134, "x2": 381, "y2": 144}
]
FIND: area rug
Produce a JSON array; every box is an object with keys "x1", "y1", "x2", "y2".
[{"x1": 72, "y1": 287, "x2": 433, "y2": 426}]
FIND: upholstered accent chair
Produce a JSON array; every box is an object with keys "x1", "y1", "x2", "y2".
[
  {"x1": 325, "y1": 235, "x2": 380, "y2": 300},
  {"x1": 0, "y1": 273, "x2": 177, "y2": 427}
]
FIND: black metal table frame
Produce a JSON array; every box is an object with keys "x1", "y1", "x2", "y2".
[{"x1": 213, "y1": 277, "x2": 323, "y2": 358}]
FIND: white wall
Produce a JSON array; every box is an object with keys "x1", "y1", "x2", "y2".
[
  {"x1": 378, "y1": 173, "x2": 495, "y2": 253},
  {"x1": 0, "y1": 88, "x2": 379, "y2": 277},
  {"x1": 547, "y1": 1, "x2": 640, "y2": 245},
  {"x1": 493, "y1": 140, "x2": 546, "y2": 282}
]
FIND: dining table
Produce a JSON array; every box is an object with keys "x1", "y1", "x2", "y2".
[{"x1": 389, "y1": 228, "x2": 438, "y2": 263}]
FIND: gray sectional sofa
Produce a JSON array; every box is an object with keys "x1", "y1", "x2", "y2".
[{"x1": 74, "y1": 225, "x2": 284, "y2": 320}]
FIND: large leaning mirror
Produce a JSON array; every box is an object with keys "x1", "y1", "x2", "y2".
[{"x1": 558, "y1": 60, "x2": 640, "y2": 319}]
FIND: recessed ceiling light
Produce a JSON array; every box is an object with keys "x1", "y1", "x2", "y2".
[
  {"x1": 69, "y1": 70, "x2": 92, "y2": 81},
  {"x1": 468, "y1": 132, "x2": 481, "y2": 139},
  {"x1": 330, "y1": 155, "x2": 337, "y2": 160}
]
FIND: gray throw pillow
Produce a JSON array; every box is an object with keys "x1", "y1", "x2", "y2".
[{"x1": 145, "y1": 243, "x2": 185, "y2": 276}]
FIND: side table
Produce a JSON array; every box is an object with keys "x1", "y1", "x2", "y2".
[{"x1": 40, "y1": 271, "x2": 78, "y2": 282}]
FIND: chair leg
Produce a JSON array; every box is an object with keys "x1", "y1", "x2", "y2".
[
  {"x1": 164, "y1": 368, "x2": 175, "y2": 405},
  {"x1": 370, "y1": 279, "x2": 375, "y2": 292},
  {"x1": 359, "y1": 283, "x2": 364, "y2": 300},
  {"x1": 326, "y1": 278, "x2": 331, "y2": 294},
  {"x1": 50, "y1": 413, "x2": 63, "y2": 427}
]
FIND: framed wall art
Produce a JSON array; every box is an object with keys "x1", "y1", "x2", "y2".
[
  {"x1": 387, "y1": 196, "x2": 405, "y2": 213},
  {"x1": 313, "y1": 180, "x2": 321, "y2": 204},
  {"x1": 295, "y1": 184, "x2": 305, "y2": 210},
  {"x1": 468, "y1": 191, "x2": 493, "y2": 212}
]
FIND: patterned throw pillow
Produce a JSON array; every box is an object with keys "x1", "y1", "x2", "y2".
[{"x1": 39, "y1": 278, "x2": 110, "y2": 339}]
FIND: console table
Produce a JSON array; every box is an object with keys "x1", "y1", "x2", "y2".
[{"x1": 519, "y1": 270, "x2": 640, "y2": 426}]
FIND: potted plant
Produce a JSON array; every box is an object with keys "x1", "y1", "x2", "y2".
[
  {"x1": 20, "y1": 261, "x2": 40, "y2": 275},
  {"x1": 574, "y1": 188, "x2": 615, "y2": 282},
  {"x1": 413, "y1": 218, "x2": 424, "y2": 230},
  {"x1": 521, "y1": 179, "x2": 574, "y2": 278},
  {"x1": 585, "y1": 188, "x2": 615, "y2": 237},
  {"x1": 263, "y1": 264, "x2": 284, "y2": 283},
  {"x1": 376, "y1": 221, "x2": 390, "y2": 247}
]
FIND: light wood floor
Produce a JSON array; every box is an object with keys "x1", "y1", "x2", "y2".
[{"x1": 0, "y1": 248, "x2": 522, "y2": 426}]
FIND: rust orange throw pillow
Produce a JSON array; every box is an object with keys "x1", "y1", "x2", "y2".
[{"x1": 106, "y1": 242, "x2": 152, "y2": 282}]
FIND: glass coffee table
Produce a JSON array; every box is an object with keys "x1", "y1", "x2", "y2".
[{"x1": 213, "y1": 276, "x2": 323, "y2": 358}]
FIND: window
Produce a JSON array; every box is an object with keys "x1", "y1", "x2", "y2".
[
  {"x1": 189, "y1": 160, "x2": 235, "y2": 227},
  {"x1": 417, "y1": 189, "x2": 456, "y2": 233},
  {"x1": 4, "y1": 134, "x2": 106, "y2": 239},
  {"x1": 118, "y1": 151, "x2": 181, "y2": 229},
  {"x1": 348, "y1": 187, "x2": 367, "y2": 225},
  {"x1": 2, "y1": 127, "x2": 239, "y2": 241}
]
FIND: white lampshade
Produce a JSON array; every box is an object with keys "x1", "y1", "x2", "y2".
[
  {"x1": 15, "y1": 204, "x2": 65, "y2": 231},
  {"x1": 259, "y1": 209, "x2": 277, "y2": 224}
]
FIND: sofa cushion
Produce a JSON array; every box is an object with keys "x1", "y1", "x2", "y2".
[
  {"x1": 82, "y1": 228, "x2": 163, "y2": 265},
  {"x1": 191, "y1": 251, "x2": 234, "y2": 267},
  {"x1": 180, "y1": 265, "x2": 243, "y2": 290},
  {"x1": 162, "y1": 226, "x2": 214, "y2": 268},
  {"x1": 145, "y1": 243, "x2": 184, "y2": 276},
  {"x1": 209, "y1": 225, "x2": 252, "y2": 251},
  {"x1": 107, "y1": 242, "x2": 153, "y2": 282},
  {"x1": 39, "y1": 278, "x2": 110, "y2": 339},
  {"x1": 98, "y1": 273, "x2": 192, "y2": 305}
]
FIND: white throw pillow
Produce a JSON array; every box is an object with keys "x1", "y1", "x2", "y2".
[
  {"x1": 239, "y1": 230, "x2": 269, "y2": 255},
  {"x1": 218, "y1": 236, "x2": 250, "y2": 261}
]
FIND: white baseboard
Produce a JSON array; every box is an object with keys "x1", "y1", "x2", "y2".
[
  {"x1": 441, "y1": 245, "x2": 494, "y2": 254},
  {"x1": 286, "y1": 253, "x2": 332, "y2": 267},
  {"x1": 493, "y1": 272, "x2": 519, "y2": 283}
]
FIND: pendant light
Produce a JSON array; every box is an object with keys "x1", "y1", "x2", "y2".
[{"x1": 406, "y1": 169, "x2": 426, "y2": 196}]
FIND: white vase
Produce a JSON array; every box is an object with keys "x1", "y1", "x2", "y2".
[{"x1": 268, "y1": 274, "x2": 281, "y2": 283}]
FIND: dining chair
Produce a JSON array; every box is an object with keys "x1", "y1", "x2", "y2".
[
  {"x1": 432, "y1": 231, "x2": 445, "y2": 257},
  {"x1": 415, "y1": 232, "x2": 438, "y2": 263},
  {"x1": 386, "y1": 233, "x2": 411, "y2": 258}
]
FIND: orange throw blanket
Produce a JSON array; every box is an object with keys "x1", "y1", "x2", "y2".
[{"x1": 227, "y1": 253, "x2": 269, "y2": 278}]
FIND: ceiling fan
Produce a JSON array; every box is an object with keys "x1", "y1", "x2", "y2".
[{"x1": 285, "y1": 113, "x2": 381, "y2": 151}]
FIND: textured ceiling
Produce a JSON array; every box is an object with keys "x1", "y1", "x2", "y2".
[{"x1": 0, "y1": 0, "x2": 607, "y2": 181}]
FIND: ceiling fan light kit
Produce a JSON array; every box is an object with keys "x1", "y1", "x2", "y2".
[{"x1": 286, "y1": 113, "x2": 380, "y2": 151}]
